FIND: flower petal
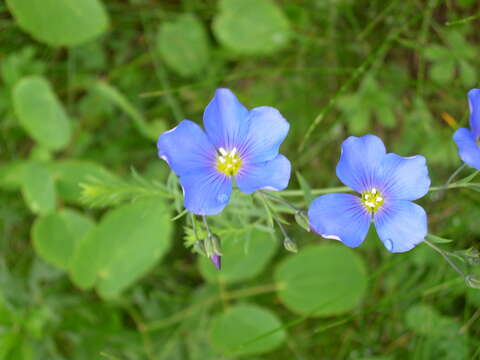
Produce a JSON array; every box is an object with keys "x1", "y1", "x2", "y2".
[
  {"x1": 308, "y1": 193, "x2": 372, "y2": 248},
  {"x1": 157, "y1": 120, "x2": 216, "y2": 176},
  {"x1": 374, "y1": 200, "x2": 427, "y2": 253},
  {"x1": 376, "y1": 153, "x2": 431, "y2": 200},
  {"x1": 238, "y1": 106, "x2": 290, "y2": 163},
  {"x1": 453, "y1": 128, "x2": 480, "y2": 170},
  {"x1": 179, "y1": 168, "x2": 232, "y2": 216},
  {"x1": 336, "y1": 135, "x2": 386, "y2": 193},
  {"x1": 468, "y1": 89, "x2": 480, "y2": 138},
  {"x1": 235, "y1": 154, "x2": 291, "y2": 194},
  {"x1": 203, "y1": 88, "x2": 249, "y2": 150}
]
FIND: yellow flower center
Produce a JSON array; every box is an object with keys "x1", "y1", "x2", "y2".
[
  {"x1": 216, "y1": 147, "x2": 242, "y2": 177},
  {"x1": 361, "y1": 188, "x2": 384, "y2": 213}
]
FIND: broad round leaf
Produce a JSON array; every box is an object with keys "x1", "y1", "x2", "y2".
[
  {"x1": 157, "y1": 14, "x2": 209, "y2": 77},
  {"x1": 21, "y1": 163, "x2": 56, "y2": 215},
  {"x1": 6, "y1": 0, "x2": 109, "y2": 47},
  {"x1": 32, "y1": 209, "x2": 94, "y2": 270},
  {"x1": 198, "y1": 230, "x2": 277, "y2": 284},
  {"x1": 213, "y1": 0, "x2": 291, "y2": 55},
  {"x1": 275, "y1": 244, "x2": 368, "y2": 317},
  {"x1": 69, "y1": 199, "x2": 172, "y2": 298},
  {"x1": 13, "y1": 76, "x2": 71, "y2": 151},
  {"x1": 210, "y1": 304, "x2": 285, "y2": 356}
]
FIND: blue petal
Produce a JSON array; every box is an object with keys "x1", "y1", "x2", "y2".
[
  {"x1": 336, "y1": 135, "x2": 386, "y2": 193},
  {"x1": 453, "y1": 128, "x2": 480, "y2": 170},
  {"x1": 374, "y1": 200, "x2": 427, "y2": 253},
  {"x1": 238, "y1": 106, "x2": 290, "y2": 163},
  {"x1": 179, "y1": 168, "x2": 232, "y2": 216},
  {"x1": 308, "y1": 193, "x2": 372, "y2": 248},
  {"x1": 468, "y1": 89, "x2": 480, "y2": 138},
  {"x1": 203, "y1": 88, "x2": 249, "y2": 150},
  {"x1": 376, "y1": 153, "x2": 431, "y2": 200},
  {"x1": 157, "y1": 120, "x2": 216, "y2": 176},
  {"x1": 235, "y1": 154, "x2": 291, "y2": 194}
]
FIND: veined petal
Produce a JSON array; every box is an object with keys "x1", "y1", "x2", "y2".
[
  {"x1": 180, "y1": 168, "x2": 232, "y2": 216},
  {"x1": 203, "y1": 88, "x2": 249, "y2": 150},
  {"x1": 238, "y1": 106, "x2": 290, "y2": 163},
  {"x1": 308, "y1": 193, "x2": 371, "y2": 248},
  {"x1": 453, "y1": 128, "x2": 480, "y2": 170},
  {"x1": 376, "y1": 153, "x2": 431, "y2": 200},
  {"x1": 336, "y1": 135, "x2": 386, "y2": 193},
  {"x1": 157, "y1": 120, "x2": 216, "y2": 176},
  {"x1": 468, "y1": 89, "x2": 480, "y2": 138},
  {"x1": 374, "y1": 200, "x2": 427, "y2": 253},
  {"x1": 235, "y1": 154, "x2": 291, "y2": 194}
]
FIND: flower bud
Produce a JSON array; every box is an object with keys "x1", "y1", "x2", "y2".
[
  {"x1": 210, "y1": 253, "x2": 222, "y2": 270},
  {"x1": 294, "y1": 211, "x2": 310, "y2": 232},
  {"x1": 465, "y1": 274, "x2": 480, "y2": 289},
  {"x1": 283, "y1": 237, "x2": 298, "y2": 253}
]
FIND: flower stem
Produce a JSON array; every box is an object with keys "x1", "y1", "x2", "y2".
[{"x1": 424, "y1": 237, "x2": 466, "y2": 278}]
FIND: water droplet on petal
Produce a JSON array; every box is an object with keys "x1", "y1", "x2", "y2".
[
  {"x1": 217, "y1": 193, "x2": 228, "y2": 203},
  {"x1": 385, "y1": 239, "x2": 394, "y2": 252}
]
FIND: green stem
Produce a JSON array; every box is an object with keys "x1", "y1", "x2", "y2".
[
  {"x1": 278, "y1": 182, "x2": 479, "y2": 197},
  {"x1": 424, "y1": 237, "x2": 466, "y2": 278}
]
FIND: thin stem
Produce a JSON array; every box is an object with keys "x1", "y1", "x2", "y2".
[
  {"x1": 202, "y1": 215, "x2": 211, "y2": 235},
  {"x1": 258, "y1": 190, "x2": 302, "y2": 212},
  {"x1": 424, "y1": 238, "x2": 466, "y2": 278},
  {"x1": 445, "y1": 163, "x2": 467, "y2": 187},
  {"x1": 278, "y1": 182, "x2": 479, "y2": 197}
]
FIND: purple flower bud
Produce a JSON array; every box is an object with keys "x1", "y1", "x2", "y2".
[{"x1": 210, "y1": 254, "x2": 222, "y2": 270}]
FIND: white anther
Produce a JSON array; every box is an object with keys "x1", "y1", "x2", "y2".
[
  {"x1": 365, "y1": 201, "x2": 375, "y2": 208},
  {"x1": 227, "y1": 164, "x2": 232, "y2": 168},
  {"x1": 364, "y1": 194, "x2": 370, "y2": 199},
  {"x1": 232, "y1": 159, "x2": 238, "y2": 163},
  {"x1": 231, "y1": 148, "x2": 237, "y2": 156},
  {"x1": 218, "y1": 157, "x2": 226, "y2": 163},
  {"x1": 371, "y1": 188, "x2": 377, "y2": 194},
  {"x1": 219, "y1": 147, "x2": 227, "y2": 156},
  {"x1": 376, "y1": 196, "x2": 383, "y2": 202}
]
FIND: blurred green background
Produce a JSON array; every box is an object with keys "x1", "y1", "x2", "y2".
[{"x1": 1, "y1": 0, "x2": 480, "y2": 359}]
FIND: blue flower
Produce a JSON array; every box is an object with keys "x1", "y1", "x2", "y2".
[
  {"x1": 308, "y1": 135, "x2": 431, "y2": 253},
  {"x1": 157, "y1": 88, "x2": 291, "y2": 215},
  {"x1": 453, "y1": 89, "x2": 480, "y2": 170}
]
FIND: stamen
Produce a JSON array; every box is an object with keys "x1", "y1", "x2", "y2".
[
  {"x1": 361, "y1": 188, "x2": 384, "y2": 213},
  {"x1": 216, "y1": 147, "x2": 242, "y2": 176},
  {"x1": 219, "y1": 147, "x2": 227, "y2": 156}
]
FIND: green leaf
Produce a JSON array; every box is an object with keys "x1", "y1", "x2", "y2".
[
  {"x1": 0, "y1": 161, "x2": 27, "y2": 191},
  {"x1": 12, "y1": 76, "x2": 71, "y2": 151},
  {"x1": 157, "y1": 14, "x2": 210, "y2": 77},
  {"x1": 295, "y1": 171, "x2": 313, "y2": 204},
  {"x1": 32, "y1": 209, "x2": 94, "y2": 270},
  {"x1": 6, "y1": 0, "x2": 109, "y2": 47},
  {"x1": 459, "y1": 60, "x2": 476, "y2": 87},
  {"x1": 424, "y1": 45, "x2": 450, "y2": 61},
  {"x1": 69, "y1": 198, "x2": 172, "y2": 298},
  {"x1": 275, "y1": 244, "x2": 368, "y2": 317},
  {"x1": 405, "y1": 305, "x2": 460, "y2": 338},
  {"x1": 213, "y1": 0, "x2": 291, "y2": 55},
  {"x1": 198, "y1": 230, "x2": 277, "y2": 284},
  {"x1": 51, "y1": 160, "x2": 119, "y2": 204},
  {"x1": 209, "y1": 304, "x2": 286, "y2": 356},
  {"x1": 94, "y1": 81, "x2": 162, "y2": 141},
  {"x1": 21, "y1": 163, "x2": 56, "y2": 215},
  {"x1": 430, "y1": 59, "x2": 455, "y2": 84}
]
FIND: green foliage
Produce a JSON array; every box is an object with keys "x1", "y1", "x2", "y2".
[
  {"x1": 213, "y1": 0, "x2": 291, "y2": 55},
  {"x1": 12, "y1": 76, "x2": 71, "y2": 151},
  {"x1": 32, "y1": 209, "x2": 94, "y2": 270},
  {"x1": 198, "y1": 230, "x2": 277, "y2": 284},
  {"x1": 6, "y1": 0, "x2": 109, "y2": 46},
  {"x1": 275, "y1": 244, "x2": 368, "y2": 316},
  {"x1": 20, "y1": 163, "x2": 56, "y2": 215},
  {"x1": 157, "y1": 14, "x2": 210, "y2": 77},
  {"x1": 209, "y1": 304, "x2": 286, "y2": 355},
  {"x1": 69, "y1": 198, "x2": 172, "y2": 298}
]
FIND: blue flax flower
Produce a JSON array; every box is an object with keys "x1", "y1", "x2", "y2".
[
  {"x1": 157, "y1": 88, "x2": 291, "y2": 215},
  {"x1": 453, "y1": 89, "x2": 480, "y2": 170},
  {"x1": 308, "y1": 135, "x2": 431, "y2": 253}
]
